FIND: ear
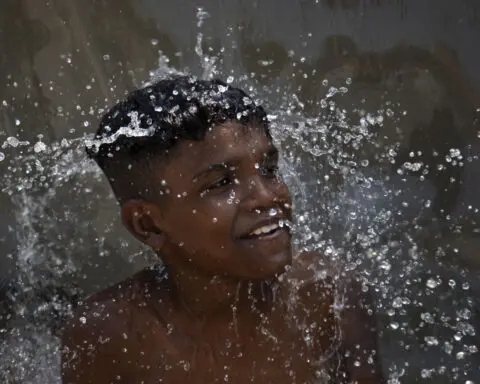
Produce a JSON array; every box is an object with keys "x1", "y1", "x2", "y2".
[{"x1": 121, "y1": 199, "x2": 166, "y2": 251}]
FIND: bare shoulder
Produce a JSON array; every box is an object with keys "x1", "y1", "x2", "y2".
[
  {"x1": 290, "y1": 251, "x2": 367, "y2": 293},
  {"x1": 61, "y1": 294, "x2": 136, "y2": 383},
  {"x1": 286, "y1": 251, "x2": 336, "y2": 290},
  {"x1": 61, "y1": 267, "x2": 172, "y2": 383},
  {"x1": 284, "y1": 251, "x2": 337, "y2": 318},
  {"x1": 288, "y1": 252, "x2": 384, "y2": 381}
]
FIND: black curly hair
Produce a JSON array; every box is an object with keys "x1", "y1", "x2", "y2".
[{"x1": 86, "y1": 75, "x2": 270, "y2": 203}]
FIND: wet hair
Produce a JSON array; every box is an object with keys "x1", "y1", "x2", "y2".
[{"x1": 86, "y1": 75, "x2": 269, "y2": 203}]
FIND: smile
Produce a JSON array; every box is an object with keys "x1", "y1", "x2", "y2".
[
  {"x1": 245, "y1": 220, "x2": 290, "y2": 239},
  {"x1": 249, "y1": 223, "x2": 280, "y2": 236}
]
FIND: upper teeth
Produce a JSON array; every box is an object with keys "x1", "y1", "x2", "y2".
[{"x1": 250, "y1": 223, "x2": 279, "y2": 236}]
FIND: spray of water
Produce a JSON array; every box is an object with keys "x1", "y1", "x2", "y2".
[{"x1": 1, "y1": 7, "x2": 479, "y2": 384}]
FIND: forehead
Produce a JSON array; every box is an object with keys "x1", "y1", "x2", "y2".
[{"x1": 166, "y1": 123, "x2": 274, "y2": 175}]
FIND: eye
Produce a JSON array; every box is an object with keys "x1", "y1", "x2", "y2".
[
  {"x1": 201, "y1": 175, "x2": 234, "y2": 196},
  {"x1": 211, "y1": 176, "x2": 233, "y2": 189}
]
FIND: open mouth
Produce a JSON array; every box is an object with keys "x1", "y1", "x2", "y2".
[{"x1": 244, "y1": 220, "x2": 291, "y2": 239}]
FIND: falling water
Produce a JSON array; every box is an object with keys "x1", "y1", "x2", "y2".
[{"x1": 1, "y1": 5, "x2": 480, "y2": 383}]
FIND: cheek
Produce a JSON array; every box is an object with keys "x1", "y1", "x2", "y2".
[
  {"x1": 277, "y1": 180, "x2": 292, "y2": 203},
  {"x1": 166, "y1": 199, "x2": 236, "y2": 245},
  {"x1": 193, "y1": 199, "x2": 237, "y2": 232}
]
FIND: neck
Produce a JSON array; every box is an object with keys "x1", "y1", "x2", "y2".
[{"x1": 163, "y1": 262, "x2": 278, "y2": 321}]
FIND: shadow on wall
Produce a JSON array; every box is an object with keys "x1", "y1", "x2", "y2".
[{"x1": 239, "y1": 32, "x2": 479, "y2": 214}]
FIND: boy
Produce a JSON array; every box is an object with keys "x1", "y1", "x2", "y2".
[{"x1": 62, "y1": 76, "x2": 382, "y2": 383}]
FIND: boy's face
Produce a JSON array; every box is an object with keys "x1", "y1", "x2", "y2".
[{"x1": 145, "y1": 122, "x2": 293, "y2": 280}]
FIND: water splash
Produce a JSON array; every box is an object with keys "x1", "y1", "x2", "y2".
[
  {"x1": 194, "y1": 7, "x2": 219, "y2": 80},
  {"x1": 1, "y1": 15, "x2": 479, "y2": 384}
]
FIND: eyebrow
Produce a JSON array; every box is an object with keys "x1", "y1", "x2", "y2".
[
  {"x1": 192, "y1": 162, "x2": 233, "y2": 181},
  {"x1": 192, "y1": 147, "x2": 278, "y2": 181}
]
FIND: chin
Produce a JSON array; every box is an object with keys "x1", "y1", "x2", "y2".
[{"x1": 253, "y1": 250, "x2": 292, "y2": 279}]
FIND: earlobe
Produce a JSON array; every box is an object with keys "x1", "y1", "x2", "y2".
[
  {"x1": 121, "y1": 200, "x2": 166, "y2": 251},
  {"x1": 145, "y1": 227, "x2": 166, "y2": 251}
]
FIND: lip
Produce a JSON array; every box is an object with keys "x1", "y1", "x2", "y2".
[
  {"x1": 237, "y1": 216, "x2": 291, "y2": 239},
  {"x1": 243, "y1": 226, "x2": 290, "y2": 242}
]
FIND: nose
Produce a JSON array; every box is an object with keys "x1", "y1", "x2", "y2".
[{"x1": 241, "y1": 175, "x2": 290, "y2": 213}]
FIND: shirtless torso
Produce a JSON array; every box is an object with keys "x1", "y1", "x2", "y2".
[{"x1": 61, "y1": 256, "x2": 379, "y2": 383}]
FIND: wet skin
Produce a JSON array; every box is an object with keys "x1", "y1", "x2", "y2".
[{"x1": 62, "y1": 123, "x2": 383, "y2": 383}]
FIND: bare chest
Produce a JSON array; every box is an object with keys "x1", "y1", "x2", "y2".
[
  {"x1": 129, "y1": 273, "x2": 337, "y2": 383},
  {"x1": 140, "y1": 310, "x2": 334, "y2": 384}
]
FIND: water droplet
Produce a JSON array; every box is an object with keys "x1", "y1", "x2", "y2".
[
  {"x1": 392, "y1": 297, "x2": 403, "y2": 308},
  {"x1": 421, "y1": 312, "x2": 434, "y2": 324},
  {"x1": 268, "y1": 208, "x2": 278, "y2": 217},
  {"x1": 79, "y1": 316, "x2": 86, "y2": 324},
  {"x1": 426, "y1": 278, "x2": 439, "y2": 289},
  {"x1": 449, "y1": 148, "x2": 461, "y2": 158},
  {"x1": 457, "y1": 308, "x2": 472, "y2": 320},
  {"x1": 6, "y1": 136, "x2": 19, "y2": 147},
  {"x1": 326, "y1": 87, "x2": 338, "y2": 98},
  {"x1": 0, "y1": 152, "x2": 4, "y2": 162},
  {"x1": 316, "y1": 269, "x2": 327, "y2": 280},
  {"x1": 34, "y1": 141, "x2": 47, "y2": 153},
  {"x1": 444, "y1": 341, "x2": 453, "y2": 354},
  {"x1": 389, "y1": 322, "x2": 399, "y2": 330},
  {"x1": 421, "y1": 369, "x2": 433, "y2": 378},
  {"x1": 212, "y1": 217, "x2": 218, "y2": 223},
  {"x1": 258, "y1": 59, "x2": 274, "y2": 67},
  {"x1": 424, "y1": 336, "x2": 438, "y2": 346}
]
